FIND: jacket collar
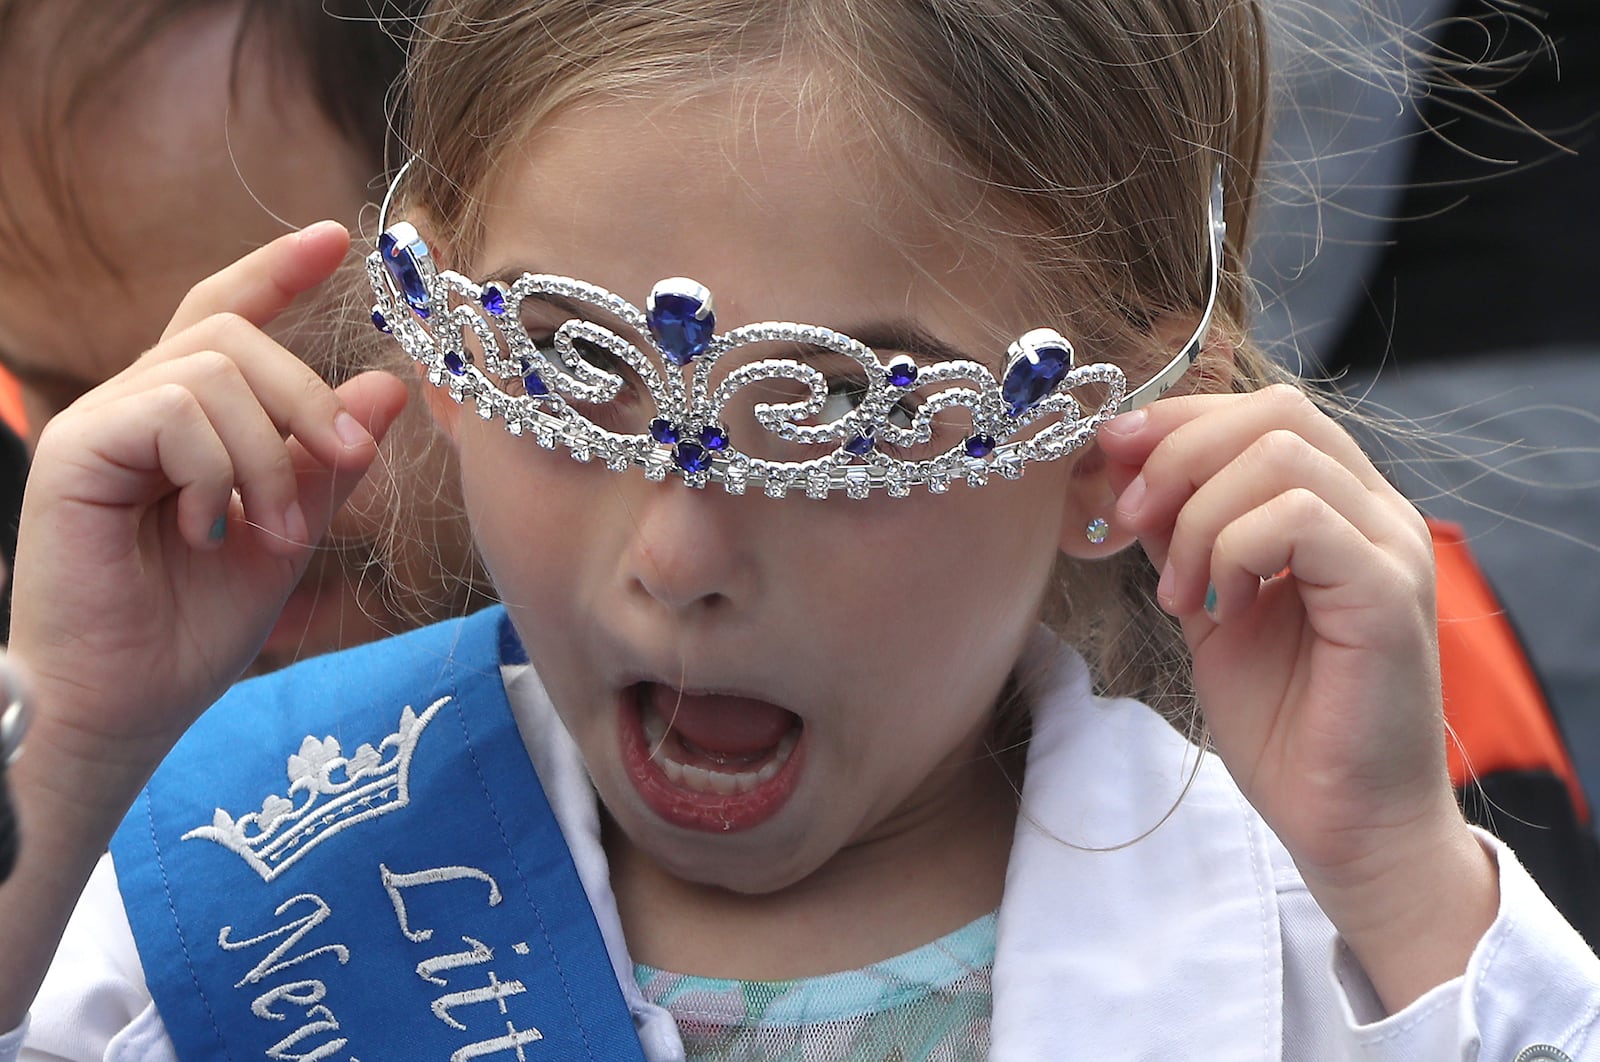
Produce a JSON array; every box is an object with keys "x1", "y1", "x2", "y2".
[{"x1": 989, "y1": 631, "x2": 1283, "y2": 1059}]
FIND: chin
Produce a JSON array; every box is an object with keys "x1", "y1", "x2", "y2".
[
  {"x1": 609, "y1": 788, "x2": 826, "y2": 895},
  {"x1": 660, "y1": 842, "x2": 819, "y2": 895}
]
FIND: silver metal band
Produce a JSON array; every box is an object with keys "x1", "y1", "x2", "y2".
[
  {"x1": 377, "y1": 160, "x2": 1225, "y2": 422},
  {"x1": 0, "y1": 663, "x2": 28, "y2": 767},
  {"x1": 369, "y1": 160, "x2": 1224, "y2": 498},
  {"x1": 1118, "y1": 167, "x2": 1225, "y2": 414}
]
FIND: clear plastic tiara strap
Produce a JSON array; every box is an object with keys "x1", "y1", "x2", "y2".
[{"x1": 366, "y1": 164, "x2": 1224, "y2": 500}]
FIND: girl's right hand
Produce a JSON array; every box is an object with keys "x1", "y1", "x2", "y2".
[{"x1": 7, "y1": 221, "x2": 409, "y2": 818}]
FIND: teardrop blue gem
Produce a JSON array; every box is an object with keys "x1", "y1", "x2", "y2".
[
  {"x1": 371, "y1": 310, "x2": 391, "y2": 333},
  {"x1": 674, "y1": 441, "x2": 711, "y2": 473},
  {"x1": 698, "y1": 425, "x2": 730, "y2": 452},
  {"x1": 650, "y1": 418, "x2": 680, "y2": 445},
  {"x1": 378, "y1": 227, "x2": 433, "y2": 316},
  {"x1": 524, "y1": 370, "x2": 549, "y2": 396},
  {"x1": 886, "y1": 359, "x2": 919, "y2": 388},
  {"x1": 844, "y1": 434, "x2": 875, "y2": 456},
  {"x1": 480, "y1": 284, "x2": 507, "y2": 316},
  {"x1": 443, "y1": 350, "x2": 466, "y2": 376},
  {"x1": 649, "y1": 292, "x2": 714, "y2": 366},
  {"x1": 1002, "y1": 343, "x2": 1072, "y2": 417}
]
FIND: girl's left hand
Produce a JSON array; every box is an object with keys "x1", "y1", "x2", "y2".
[{"x1": 1097, "y1": 383, "x2": 1497, "y2": 1010}]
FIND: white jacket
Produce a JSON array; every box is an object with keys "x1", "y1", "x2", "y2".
[{"x1": 5, "y1": 634, "x2": 1598, "y2": 1059}]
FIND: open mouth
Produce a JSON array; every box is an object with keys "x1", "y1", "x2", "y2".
[{"x1": 620, "y1": 681, "x2": 806, "y2": 833}]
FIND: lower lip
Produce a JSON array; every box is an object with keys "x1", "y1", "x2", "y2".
[{"x1": 618, "y1": 689, "x2": 805, "y2": 833}]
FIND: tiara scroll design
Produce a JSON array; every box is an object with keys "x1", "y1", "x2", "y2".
[
  {"x1": 182, "y1": 697, "x2": 449, "y2": 883},
  {"x1": 367, "y1": 167, "x2": 1221, "y2": 499}
]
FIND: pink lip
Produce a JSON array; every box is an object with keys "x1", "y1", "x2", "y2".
[{"x1": 618, "y1": 684, "x2": 806, "y2": 833}]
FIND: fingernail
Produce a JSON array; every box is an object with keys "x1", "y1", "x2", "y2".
[
  {"x1": 1118, "y1": 475, "x2": 1147, "y2": 520},
  {"x1": 1157, "y1": 561, "x2": 1175, "y2": 606},
  {"x1": 209, "y1": 516, "x2": 227, "y2": 543},
  {"x1": 1204, "y1": 583, "x2": 1219, "y2": 618},
  {"x1": 283, "y1": 502, "x2": 308, "y2": 546},
  {"x1": 297, "y1": 219, "x2": 344, "y2": 242},
  {"x1": 1101, "y1": 408, "x2": 1148, "y2": 436},
  {"x1": 334, "y1": 411, "x2": 372, "y2": 450}
]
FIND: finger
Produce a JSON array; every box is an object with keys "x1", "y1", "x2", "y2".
[
  {"x1": 45, "y1": 385, "x2": 237, "y2": 551},
  {"x1": 1204, "y1": 489, "x2": 1427, "y2": 641},
  {"x1": 165, "y1": 351, "x2": 321, "y2": 551},
  {"x1": 1160, "y1": 431, "x2": 1422, "y2": 614},
  {"x1": 82, "y1": 354, "x2": 313, "y2": 553},
  {"x1": 285, "y1": 371, "x2": 411, "y2": 540},
  {"x1": 1104, "y1": 386, "x2": 1394, "y2": 535},
  {"x1": 161, "y1": 220, "x2": 350, "y2": 340},
  {"x1": 99, "y1": 315, "x2": 379, "y2": 478}
]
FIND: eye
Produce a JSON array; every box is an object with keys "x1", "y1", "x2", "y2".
[
  {"x1": 550, "y1": 334, "x2": 626, "y2": 375},
  {"x1": 818, "y1": 376, "x2": 917, "y2": 429},
  {"x1": 516, "y1": 295, "x2": 648, "y2": 391}
]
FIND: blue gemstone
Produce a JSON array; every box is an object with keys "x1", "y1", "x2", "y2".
[
  {"x1": 674, "y1": 441, "x2": 711, "y2": 473},
  {"x1": 648, "y1": 290, "x2": 714, "y2": 366},
  {"x1": 964, "y1": 434, "x2": 996, "y2": 458},
  {"x1": 370, "y1": 310, "x2": 390, "y2": 333},
  {"x1": 524, "y1": 370, "x2": 549, "y2": 397},
  {"x1": 378, "y1": 225, "x2": 433, "y2": 316},
  {"x1": 649, "y1": 418, "x2": 680, "y2": 445},
  {"x1": 480, "y1": 284, "x2": 507, "y2": 316},
  {"x1": 886, "y1": 359, "x2": 918, "y2": 388},
  {"x1": 443, "y1": 350, "x2": 466, "y2": 376},
  {"x1": 844, "y1": 434, "x2": 875, "y2": 456},
  {"x1": 1002, "y1": 342, "x2": 1072, "y2": 417},
  {"x1": 698, "y1": 425, "x2": 730, "y2": 451}
]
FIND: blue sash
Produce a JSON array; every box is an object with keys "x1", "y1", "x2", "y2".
[{"x1": 110, "y1": 607, "x2": 647, "y2": 1061}]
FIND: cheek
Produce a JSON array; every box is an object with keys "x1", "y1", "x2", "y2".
[
  {"x1": 456, "y1": 430, "x2": 604, "y2": 610},
  {"x1": 838, "y1": 486, "x2": 1063, "y2": 621},
  {"x1": 813, "y1": 486, "x2": 1063, "y2": 704}
]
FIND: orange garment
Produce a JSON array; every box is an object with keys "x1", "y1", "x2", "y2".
[
  {"x1": 1432, "y1": 517, "x2": 1588, "y2": 822},
  {"x1": 0, "y1": 366, "x2": 25, "y2": 439}
]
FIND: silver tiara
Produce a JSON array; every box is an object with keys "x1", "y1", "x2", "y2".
[{"x1": 366, "y1": 167, "x2": 1222, "y2": 500}]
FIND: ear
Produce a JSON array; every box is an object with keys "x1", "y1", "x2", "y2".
[
  {"x1": 1056, "y1": 315, "x2": 1238, "y2": 560},
  {"x1": 1056, "y1": 443, "x2": 1138, "y2": 559},
  {"x1": 418, "y1": 362, "x2": 464, "y2": 443}
]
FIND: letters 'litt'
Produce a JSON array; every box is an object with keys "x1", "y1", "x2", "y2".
[{"x1": 366, "y1": 166, "x2": 1223, "y2": 499}]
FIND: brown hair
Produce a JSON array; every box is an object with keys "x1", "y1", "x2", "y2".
[
  {"x1": 0, "y1": 0, "x2": 421, "y2": 275},
  {"x1": 397, "y1": 0, "x2": 1291, "y2": 724}
]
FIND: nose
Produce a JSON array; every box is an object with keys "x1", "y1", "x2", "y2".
[{"x1": 621, "y1": 477, "x2": 762, "y2": 618}]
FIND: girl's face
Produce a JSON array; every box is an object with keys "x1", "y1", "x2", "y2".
[{"x1": 442, "y1": 88, "x2": 1092, "y2": 893}]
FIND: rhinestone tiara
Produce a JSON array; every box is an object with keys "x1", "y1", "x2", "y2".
[{"x1": 366, "y1": 166, "x2": 1222, "y2": 500}]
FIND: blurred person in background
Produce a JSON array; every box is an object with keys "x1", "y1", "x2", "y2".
[{"x1": 0, "y1": 0, "x2": 483, "y2": 663}]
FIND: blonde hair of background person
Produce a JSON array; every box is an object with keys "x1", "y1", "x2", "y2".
[{"x1": 2, "y1": 0, "x2": 1598, "y2": 1057}]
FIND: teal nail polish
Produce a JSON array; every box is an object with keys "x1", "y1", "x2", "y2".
[
  {"x1": 1203, "y1": 583, "x2": 1218, "y2": 617},
  {"x1": 209, "y1": 516, "x2": 227, "y2": 543}
]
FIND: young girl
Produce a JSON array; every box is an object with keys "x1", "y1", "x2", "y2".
[{"x1": 2, "y1": 0, "x2": 1597, "y2": 1058}]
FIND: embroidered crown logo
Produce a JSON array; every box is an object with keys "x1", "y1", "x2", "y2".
[{"x1": 183, "y1": 697, "x2": 449, "y2": 882}]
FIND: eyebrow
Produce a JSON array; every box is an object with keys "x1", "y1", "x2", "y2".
[
  {"x1": 486, "y1": 264, "x2": 978, "y2": 365},
  {"x1": 841, "y1": 323, "x2": 973, "y2": 365}
]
